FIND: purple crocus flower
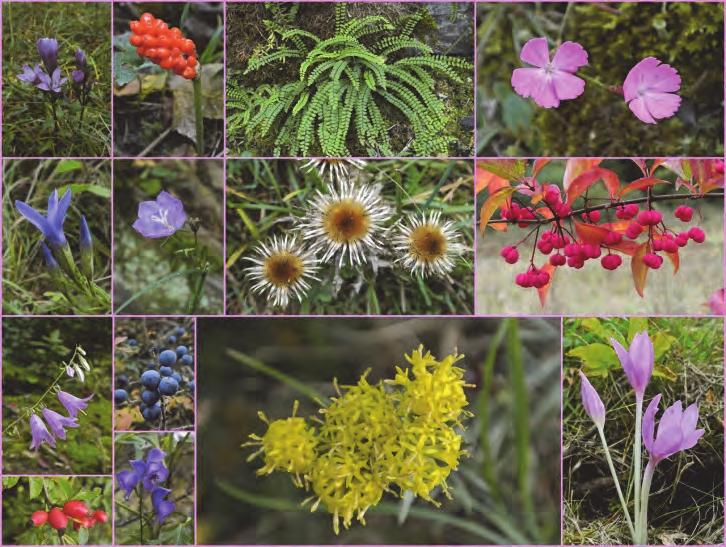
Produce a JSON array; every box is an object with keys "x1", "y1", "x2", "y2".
[
  {"x1": 17, "y1": 63, "x2": 43, "y2": 85},
  {"x1": 37, "y1": 37, "x2": 59, "y2": 73},
  {"x1": 36, "y1": 67, "x2": 66, "y2": 94},
  {"x1": 151, "y1": 487, "x2": 175, "y2": 524},
  {"x1": 579, "y1": 371, "x2": 606, "y2": 429},
  {"x1": 41, "y1": 408, "x2": 79, "y2": 440},
  {"x1": 642, "y1": 394, "x2": 705, "y2": 466},
  {"x1": 117, "y1": 459, "x2": 148, "y2": 499},
  {"x1": 132, "y1": 191, "x2": 187, "y2": 239},
  {"x1": 15, "y1": 188, "x2": 72, "y2": 248},
  {"x1": 611, "y1": 331, "x2": 654, "y2": 398},
  {"x1": 57, "y1": 390, "x2": 93, "y2": 418},
  {"x1": 29, "y1": 413, "x2": 56, "y2": 450}
]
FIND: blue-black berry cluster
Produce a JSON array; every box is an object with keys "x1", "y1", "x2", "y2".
[{"x1": 115, "y1": 323, "x2": 195, "y2": 428}]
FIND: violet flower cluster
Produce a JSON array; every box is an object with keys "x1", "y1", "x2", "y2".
[
  {"x1": 579, "y1": 331, "x2": 704, "y2": 543},
  {"x1": 512, "y1": 37, "x2": 681, "y2": 124},
  {"x1": 29, "y1": 391, "x2": 93, "y2": 451},
  {"x1": 117, "y1": 447, "x2": 175, "y2": 524}
]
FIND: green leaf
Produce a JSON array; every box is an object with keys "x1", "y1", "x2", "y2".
[
  {"x1": 53, "y1": 160, "x2": 84, "y2": 174},
  {"x1": 580, "y1": 317, "x2": 611, "y2": 341},
  {"x1": 29, "y1": 477, "x2": 43, "y2": 500},
  {"x1": 78, "y1": 526, "x2": 89, "y2": 545},
  {"x1": 67, "y1": 184, "x2": 111, "y2": 198},
  {"x1": 627, "y1": 318, "x2": 649, "y2": 342},
  {"x1": 3, "y1": 476, "x2": 20, "y2": 489},
  {"x1": 652, "y1": 332, "x2": 676, "y2": 360},
  {"x1": 567, "y1": 343, "x2": 617, "y2": 376}
]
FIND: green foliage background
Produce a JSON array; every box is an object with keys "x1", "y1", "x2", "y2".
[
  {"x1": 477, "y1": 2, "x2": 724, "y2": 156},
  {"x1": 226, "y1": 159, "x2": 474, "y2": 315},
  {"x1": 2, "y1": 2, "x2": 111, "y2": 157},
  {"x1": 2, "y1": 317, "x2": 112, "y2": 474},
  {"x1": 3, "y1": 477, "x2": 112, "y2": 545},
  {"x1": 114, "y1": 160, "x2": 224, "y2": 315},
  {"x1": 563, "y1": 317, "x2": 724, "y2": 545},
  {"x1": 114, "y1": 432, "x2": 195, "y2": 545},
  {"x1": 3, "y1": 159, "x2": 112, "y2": 315}
]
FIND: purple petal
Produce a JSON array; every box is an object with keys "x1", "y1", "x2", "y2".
[
  {"x1": 551, "y1": 41, "x2": 588, "y2": 72},
  {"x1": 41, "y1": 408, "x2": 78, "y2": 440},
  {"x1": 579, "y1": 371, "x2": 605, "y2": 428},
  {"x1": 551, "y1": 72, "x2": 585, "y2": 101},
  {"x1": 117, "y1": 470, "x2": 140, "y2": 499},
  {"x1": 15, "y1": 200, "x2": 51, "y2": 237},
  {"x1": 511, "y1": 67, "x2": 559, "y2": 108},
  {"x1": 628, "y1": 96, "x2": 657, "y2": 124},
  {"x1": 642, "y1": 393, "x2": 661, "y2": 455},
  {"x1": 519, "y1": 37, "x2": 550, "y2": 68},
  {"x1": 29, "y1": 413, "x2": 56, "y2": 450}
]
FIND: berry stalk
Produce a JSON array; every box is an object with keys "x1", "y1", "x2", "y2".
[{"x1": 193, "y1": 75, "x2": 204, "y2": 156}]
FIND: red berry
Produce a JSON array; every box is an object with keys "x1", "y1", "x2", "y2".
[
  {"x1": 140, "y1": 12, "x2": 155, "y2": 24},
  {"x1": 63, "y1": 500, "x2": 90, "y2": 520},
  {"x1": 130, "y1": 34, "x2": 143, "y2": 47},
  {"x1": 643, "y1": 252, "x2": 664, "y2": 269},
  {"x1": 583, "y1": 243, "x2": 601, "y2": 259},
  {"x1": 93, "y1": 510, "x2": 108, "y2": 524},
  {"x1": 187, "y1": 55, "x2": 198, "y2": 67},
  {"x1": 549, "y1": 253, "x2": 566, "y2": 266},
  {"x1": 601, "y1": 254, "x2": 622, "y2": 270},
  {"x1": 533, "y1": 271, "x2": 550, "y2": 289},
  {"x1": 180, "y1": 38, "x2": 196, "y2": 54},
  {"x1": 675, "y1": 233, "x2": 689, "y2": 247},
  {"x1": 537, "y1": 238, "x2": 554, "y2": 255},
  {"x1": 675, "y1": 205, "x2": 694, "y2": 222},
  {"x1": 500, "y1": 246, "x2": 519, "y2": 264},
  {"x1": 625, "y1": 222, "x2": 643, "y2": 239},
  {"x1": 544, "y1": 187, "x2": 561, "y2": 206},
  {"x1": 567, "y1": 256, "x2": 585, "y2": 269},
  {"x1": 31, "y1": 510, "x2": 48, "y2": 527},
  {"x1": 48, "y1": 508, "x2": 68, "y2": 530},
  {"x1": 581, "y1": 210, "x2": 601, "y2": 223},
  {"x1": 652, "y1": 239, "x2": 664, "y2": 252},
  {"x1": 182, "y1": 67, "x2": 197, "y2": 80},
  {"x1": 615, "y1": 203, "x2": 639, "y2": 220},
  {"x1": 515, "y1": 273, "x2": 531, "y2": 288},
  {"x1": 715, "y1": 160, "x2": 724, "y2": 174},
  {"x1": 564, "y1": 243, "x2": 582, "y2": 258},
  {"x1": 689, "y1": 227, "x2": 706, "y2": 243}
]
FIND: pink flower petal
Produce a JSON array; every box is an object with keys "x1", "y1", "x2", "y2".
[
  {"x1": 628, "y1": 96, "x2": 657, "y2": 124},
  {"x1": 644, "y1": 92, "x2": 681, "y2": 120},
  {"x1": 551, "y1": 72, "x2": 586, "y2": 101},
  {"x1": 511, "y1": 68, "x2": 559, "y2": 108},
  {"x1": 519, "y1": 37, "x2": 550, "y2": 68},
  {"x1": 551, "y1": 41, "x2": 589, "y2": 72}
]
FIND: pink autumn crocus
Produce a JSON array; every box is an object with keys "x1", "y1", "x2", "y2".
[
  {"x1": 579, "y1": 371, "x2": 605, "y2": 429},
  {"x1": 511, "y1": 37, "x2": 588, "y2": 108},
  {"x1": 611, "y1": 331, "x2": 653, "y2": 399},
  {"x1": 642, "y1": 394, "x2": 704, "y2": 466},
  {"x1": 623, "y1": 57, "x2": 681, "y2": 124}
]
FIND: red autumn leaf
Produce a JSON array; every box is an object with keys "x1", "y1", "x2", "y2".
[
  {"x1": 475, "y1": 164, "x2": 511, "y2": 195},
  {"x1": 536, "y1": 207, "x2": 554, "y2": 219},
  {"x1": 609, "y1": 240, "x2": 641, "y2": 256},
  {"x1": 479, "y1": 187, "x2": 516, "y2": 234},
  {"x1": 601, "y1": 220, "x2": 633, "y2": 232},
  {"x1": 537, "y1": 261, "x2": 556, "y2": 308},
  {"x1": 532, "y1": 159, "x2": 550, "y2": 178},
  {"x1": 563, "y1": 158, "x2": 602, "y2": 190},
  {"x1": 566, "y1": 168, "x2": 620, "y2": 205},
  {"x1": 618, "y1": 177, "x2": 669, "y2": 197},
  {"x1": 574, "y1": 221, "x2": 610, "y2": 245},
  {"x1": 631, "y1": 243, "x2": 649, "y2": 297}
]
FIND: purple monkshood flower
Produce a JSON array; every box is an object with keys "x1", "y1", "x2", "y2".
[
  {"x1": 15, "y1": 188, "x2": 72, "y2": 248},
  {"x1": 36, "y1": 67, "x2": 66, "y2": 94},
  {"x1": 41, "y1": 407, "x2": 79, "y2": 440},
  {"x1": 132, "y1": 191, "x2": 187, "y2": 239},
  {"x1": 17, "y1": 63, "x2": 43, "y2": 85},
  {"x1": 117, "y1": 459, "x2": 149, "y2": 499},
  {"x1": 37, "y1": 37, "x2": 59, "y2": 74},
  {"x1": 29, "y1": 413, "x2": 56, "y2": 450},
  {"x1": 116, "y1": 448, "x2": 170, "y2": 500},
  {"x1": 143, "y1": 460, "x2": 170, "y2": 491},
  {"x1": 579, "y1": 371, "x2": 605, "y2": 429},
  {"x1": 611, "y1": 331, "x2": 654, "y2": 399},
  {"x1": 151, "y1": 487, "x2": 175, "y2": 524},
  {"x1": 642, "y1": 394, "x2": 705, "y2": 466},
  {"x1": 57, "y1": 390, "x2": 93, "y2": 418}
]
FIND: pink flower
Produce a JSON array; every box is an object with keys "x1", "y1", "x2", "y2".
[
  {"x1": 511, "y1": 37, "x2": 588, "y2": 108},
  {"x1": 642, "y1": 394, "x2": 704, "y2": 466},
  {"x1": 623, "y1": 57, "x2": 681, "y2": 124},
  {"x1": 611, "y1": 331, "x2": 653, "y2": 399},
  {"x1": 579, "y1": 371, "x2": 605, "y2": 429},
  {"x1": 707, "y1": 288, "x2": 725, "y2": 315}
]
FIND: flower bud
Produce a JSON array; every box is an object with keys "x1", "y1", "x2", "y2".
[
  {"x1": 79, "y1": 215, "x2": 94, "y2": 280},
  {"x1": 579, "y1": 371, "x2": 606, "y2": 429}
]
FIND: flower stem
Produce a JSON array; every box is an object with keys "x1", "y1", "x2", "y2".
[
  {"x1": 638, "y1": 460, "x2": 655, "y2": 544},
  {"x1": 597, "y1": 425, "x2": 636, "y2": 541},
  {"x1": 193, "y1": 75, "x2": 204, "y2": 156},
  {"x1": 633, "y1": 395, "x2": 643, "y2": 543},
  {"x1": 138, "y1": 484, "x2": 144, "y2": 544}
]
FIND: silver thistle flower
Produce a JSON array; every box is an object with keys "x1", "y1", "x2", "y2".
[
  {"x1": 302, "y1": 159, "x2": 368, "y2": 183},
  {"x1": 299, "y1": 180, "x2": 392, "y2": 267},
  {"x1": 244, "y1": 235, "x2": 320, "y2": 308},
  {"x1": 393, "y1": 212, "x2": 465, "y2": 277}
]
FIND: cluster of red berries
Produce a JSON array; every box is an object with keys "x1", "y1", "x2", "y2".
[
  {"x1": 30, "y1": 500, "x2": 108, "y2": 531},
  {"x1": 129, "y1": 13, "x2": 198, "y2": 80},
  {"x1": 500, "y1": 197, "x2": 707, "y2": 288}
]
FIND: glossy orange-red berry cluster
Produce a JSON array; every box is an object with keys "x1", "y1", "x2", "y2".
[{"x1": 129, "y1": 12, "x2": 198, "y2": 80}]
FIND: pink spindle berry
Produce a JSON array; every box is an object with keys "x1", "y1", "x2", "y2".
[
  {"x1": 544, "y1": 187, "x2": 561, "y2": 206},
  {"x1": 551, "y1": 233, "x2": 569, "y2": 249},
  {"x1": 549, "y1": 253, "x2": 566, "y2": 266},
  {"x1": 500, "y1": 246, "x2": 520, "y2": 264},
  {"x1": 643, "y1": 252, "x2": 664, "y2": 269},
  {"x1": 581, "y1": 210, "x2": 601, "y2": 223},
  {"x1": 674, "y1": 205, "x2": 693, "y2": 222},
  {"x1": 537, "y1": 238, "x2": 554, "y2": 255},
  {"x1": 583, "y1": 243, "x2": 601, "y2": 259},
  {"x1": 637, "y1": 209, "x2": 662, "y2": 226},
  {"x1": 601, "y1": 254, "x2": 622, "y2": 270},
  {"x1": 652, "y1": 238, "x2": 664, "y2": 252},
  {"x1": 555, "y1": 203, "x2": 572, "y2": 217},
  {"x1": 689, "y1": 227, "x2": 705, "y2": 243},
  {"x1": 615, "y1": 203, "x2": 639, "y2": 220},
  {"x1": 564, "y1": 243, "x2": 581, "y2": 257},
  {"x1": 715, "y1": 160, "x2": 724, "y2": 174},
  {"x1": 675, "y1": 232, "x2": 690, "y2": 247},
  {"x1": 515, "y1": 273, "x2": 531, "y2": 287},
  {"x1": 532, "y1": 270, "x2": 550, "y2": 288},
  {"x1": 625, "y1": 222, "x2": 643, "y2": 239},
  {"x1": 661, "y1": 237, "x2": 678, "y2": 254},
  {"x1": 603, "y1": 231, "x2": 622, "y2": 246},
  {"x1": 567, "y1": 256, "x2": 585, "y2": 269}
]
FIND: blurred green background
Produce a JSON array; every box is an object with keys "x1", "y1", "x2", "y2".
[
  {"x1": 477, "y1": 2, "x2": 724, "y2": 156},
  {"x1": 114, "y1": 432, "x2": 195, "y2": 545},
  {"x1": 226, "y1": 159, "x2": 474, "y2": 315},
  {"x1": 114, "y1": 159, "x2": 224, "y2": 314},
  {"x1": 2, "y1": 317, "x2": 112, "y2": 474},
  {"x1": 3, "y1": 476, "x2": 113, "y2": 545},
  {"x1": 2, "y1": 2, "x2": 111, "y2": 157},
  {"x1": 563, "y1": 317, "x2": 724, "y2": 544},
  {"x1": 198, "y1": 317, "x2": 560, "y2": 544},
  {"x1": 3, "y1": 159, "x2": 112, "y2": 315},
  {"x1": 476, "y1": 160, "x2": 724, "y2": 314}
]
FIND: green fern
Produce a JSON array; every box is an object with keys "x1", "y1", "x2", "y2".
[{"x1": 234, "y1": 5, "x2": 472, "y2": 156}]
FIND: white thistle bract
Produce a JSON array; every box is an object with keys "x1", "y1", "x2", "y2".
[
  {"x1": 302, "y1": 159, "x2": 367, "y2": 182},
  {"x1": 245, "y1": 235, "x2": 320, "y2": 308},
  {"x1": 300, "y1": 180, "x2": 392, "y2": 267},
  {"x1": 393, "y1": 212, "x2": 464, "y2": 277}
]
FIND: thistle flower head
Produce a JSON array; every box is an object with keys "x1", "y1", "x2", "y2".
[
  {"x1": 244, "y1": 235, "x2": 319, "y2": 308},
  {"x1": 300, "y1": 180, "x2": 392, "y2": 267},
  {"x1": 302, "y1": 159, "x2": 367, "y2": 182},
  {"x1": 393, "y1": 212, "x2": 464, "y2": 277}
]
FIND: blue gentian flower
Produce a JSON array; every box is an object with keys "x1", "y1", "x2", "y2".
[
  {"x1": 17, "y1": 63, "x2": 43, "y2": 85},
  {"x1": 80, "y1": 215, "x2": 92, "y2": 250},
  {"x1": 132, "y1": 191, "x2": 187, "y2": 238},
  {"x1": 36, "y1": 37, "x2": 59, "y2": 73},
  {"x1": 40, "y1": 242, "x2": 60, "y2": 272},
  {"x1": 36, "y1": 67, "x2": 66, "y2": 94},
  {"x1": 151, "y1": 487, "x2": 175, "y2": 524},
  {"x1": 15, "y1": 188, "x2": 72, "y2": 247}
]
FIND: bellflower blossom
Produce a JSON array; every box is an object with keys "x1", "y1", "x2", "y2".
[
  {"x1": 579, "y1": 371, "x2": 605, "y2": 429},
  {"x1": 15, "y1": 188, "x2": 72, "y2": 248},
  {"x1": 57, "y1": 390, "x2": 93, "y2": 418},
  {"x1": 611, "y1": 331, "x2": 653, "y2": 399},
  {"x1": 41, "y1": 408, "x2": 79, "y2": 440},
  {"x1": 642, "y1": 394, "x2": 704, "y2": 466},
  {"x1": 29, "y1": 413, "x2": 56, "y2": 450},
  {"x1": 623, "y1": 57, "x2": 681, "y2": 124},
  {"x1": 132, "y1": 191, "x2": 187, "y2": 239},
  {"x1": 511, "y1": 37, "x2": 588, "y2": 108}
]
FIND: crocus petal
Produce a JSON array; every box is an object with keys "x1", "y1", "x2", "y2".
[
  {"x1": 579, "y1": 371, "x2": 605, "y2": 429},
  {"x1": 629, "y1": 331, "x2": 654, "y2": 391},
  {"x1": 681, "y1": 428, "x2": 705, "y2": 451},
  {"x1": 551, "y1": 41, "x2": 588, "y2": 72},
  {"x1": 611, "y1": 337, "x2": 637, "y2": 389},
  {"x1": 652, "y1": 420, "x2": 684, "y2": 460},
  {"x1": 551, "y1": 72, "x2": 585, "y2": 101},
  {"x1": 519, "y1": 37, "x2": 550, "y2": 68},
  {"x1": 681, "y1": 403, "x2": 699, "y2": 434},
  {"x1": 642, "y1": 393, "x2": 661, "y2": 454}
]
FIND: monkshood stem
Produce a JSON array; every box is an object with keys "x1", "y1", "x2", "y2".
[
  {"x1": 138, "y1": 484, "x2": 144, "y2": 544},
  {"x1": 193, "y1": 75, "x2": 204, "y2": 155},
  {"x1": 596, "y1": 426, "x2": 636, "y2": 542},
  {"x1": 487, "y1": 192, "x2": 725, "y2": 225},
  {"x1": 638, "y1": 461, "x2": 655, "y2": 544},
  {"x1": 633, "y1": 396, "x2": 643, "y2": 543}
]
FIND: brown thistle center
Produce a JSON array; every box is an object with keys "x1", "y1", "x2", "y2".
[
  {"x1": 263, "y1": 252, "x2": 304, "y2": 287},
  {"x1": 410, "y1": 225, "x2": 447, "y2": 262},
  {"x1": 323, "y1": 200, "x2": 370, "y2": 243}
]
